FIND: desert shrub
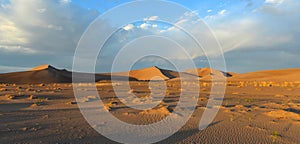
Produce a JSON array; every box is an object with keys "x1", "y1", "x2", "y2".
[
  {"x1": 38, "y1": 83, "x2": 45, "y2": 87},
  {"x1": 0, "y1": 88, "x2": 7, "y2": 91},
  {"x1": 34, "y1": 98, "x2": 46, "y2": 106},
  {"x1": 29, "y1": 95, "x2": 37, "y2": 99},
  {"x1": 104, "y1": 102, "x2": 114, "y2": 111},
  {"x1": 6, "y1": 94, "x2": 15, "y2": 100}
]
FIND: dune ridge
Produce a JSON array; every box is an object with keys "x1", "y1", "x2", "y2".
[{"x1": 1, "y1": 64, "x2": 300, "y2": 84}]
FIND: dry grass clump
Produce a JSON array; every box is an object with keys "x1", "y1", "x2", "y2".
[
  {"x1": 25, "y1": 88, "x2": 34, "y2": 92},
  {"x1": 38, "y1": 83, "x2": 45, "y2": 87},
  {"x1": 31, "y1": 98, "x2": 46, "y2": 106},
  {"x1": 53, "y1": 87, "x2": 62, "y2": 91},
  {"x1": 128, "y1": 89, "x2": 134, "y2": 93},
  {"x1": 232, "y1": 92, "x2": 239, "y2": 95},
  {"x1": 66, "y1": 101, "x2": 77, "y2": 105},
  {"x1": 6, "y1": 94, "x2": 15, "y2": 100},
  {"x1": 104, "y1": 102, "x2": 114, "y2": 111},
  {"x1": 244, "y1": 98, "x2": 254, "y2": 103},
  {"x1": 202, "y1": 82, "x2": 208, "y2": 87},
  {"x1": 272, "y1": 131, "x2": 281, "y2": 141},
  {"x1": 28, "y1": 95, "x2": 37, "y2": 99},
  {"x1": 16, "y1": 86, "x2": 23, "y2": 91},
  {"x1": 0, "y1": 88, "x2": 8, "y2": 91},
  {"x1": 21, "y1": 127, "x2": 28, "y2": 132}
]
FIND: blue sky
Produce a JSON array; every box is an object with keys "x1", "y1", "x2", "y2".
[{"x1": 0, "y1": 0, "x2": 299, "y2": 73}]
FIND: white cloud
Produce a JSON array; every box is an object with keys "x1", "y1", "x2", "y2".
[
  {"x1": 144, "y1": 16, "x2": 159, "y2": 21},
  {"x1": 123, "y1": 24, "x2": 134, "y2": 31},
  {"x1": 60, "y1": 0, "x2": 72, "y2": 4},
  {"x1": 207, "y1": 9, "x2": 212, "y2": 13},
  {"x1": 265, "y1": 0, "x2": 284, "y2": 5},
  {"x1": 218, "y1": 9, "x2": 227, "y2": 16},
  {"x1": 0, "y1": 0, "x2": 98, "y2": 54},
  {"x1": 0, "y1": 45, "x2": 36, "y2": 53},
  {"x1": 140, "y1": 23, "x2": 151, "y2": 29},
  {"x1": 0, "y1": 16, "x2": 29, "y2": 47},
  {"x1": 152, "y1": 24, "x2": 158, "y2": 28}
]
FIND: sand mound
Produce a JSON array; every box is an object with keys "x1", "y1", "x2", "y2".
[
  {"x1": 265, "y1": 110, "x2": 300, "y2": 121},
  {"x1": 140, "y1": 107, "x2": 171, "y2": 115},
  {"x1": 130, "y1": 66, "x2": 172, "y2": 80},
  {"x1": 115, "y1": 66, "x2": 181, "y2": 81},
  {"x1": 0, "y1": 64, "x2": 131, "y2": 84},
  {"x1": 0, "y1": 64, "x2": 71, "y2": 84},
  {"x1": 185, "y1": 67, "x2": 232, "y2": 80},
  {"x1": 229, "y1": 68, "x2": 300, "y2": 81}
]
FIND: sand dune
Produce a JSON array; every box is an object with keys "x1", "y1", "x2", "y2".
[
  {"x1": 186, "y1": 67, "x2": 233, "y2": 77},
  {"x1": 114, "y1": 66, "x2": 198, "y2": 81},
  {"x1": 2, "y1": 65, "x2": 300, "y2": 84},
  {"x1": 1, "y1": 65, "x2": 300, "y2": 143},
  {"x1": 229, "y1": 68, "x2": 300, "y2": 81},
  {"x1": 129, "y1": 66, "x2": 177, "y2": 80},
  {"x1": 185, "y1": 67, "x2": 233, "y2": 81},
  {"x1": 0, "y1": 64, "x2": 72, "y2": 84},
  {"x1": 0, "y1": 64, "x2": 134, "y2": 84}
]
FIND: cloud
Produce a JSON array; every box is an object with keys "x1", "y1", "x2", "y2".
[
  {"x1": 0, "y1": 0, "x2": 99, "y2": 72},
  {"x1": 0, "y1": 0, "x2": 99, "y2": 55},
  {"x1": 140, "y1": 23, "x2": 151, "y2": 29},
  {"x1": 60, "y1": 0, "x2": 72, "y2": 4},
  {"x1": 265, "y1": 0, "x2": 284, "y2": 5},
  {"x1": 123, "y1": 24, "x2": 135, "y2": 31},
  {"x1": 144, "y1": 16, "x2": 159, "y2": 21},
  {"x1": 98, "y1": 0, "x2": 300, "y2": 72},
  {"x1": 0, "y1": 45, "x2": 36, "y2": 53},
  {"x1": 0, "y1": 0, "x2": 299, "y2": 73},
  {"x1": 218, "y1": 9, "x2": 227, "y2": 16}
]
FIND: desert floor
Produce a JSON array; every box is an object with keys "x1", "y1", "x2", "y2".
[{"x1": 1, "y1": 81, "x2": 300, "y2": 144}]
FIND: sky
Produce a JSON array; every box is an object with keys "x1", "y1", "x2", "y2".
[{"x1": 0, "y1": 0, "x2": 299, "y2": 73}]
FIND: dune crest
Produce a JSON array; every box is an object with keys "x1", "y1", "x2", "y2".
[
  {"x1": 31, "y1": 64, "x2": 54, "y2": 71},
  {"x1": 185, "y1": 67, "x2": 233, "y2": 80},
  {"x1": 129, "y1": 66, "x2": 175, "y2": 80}
]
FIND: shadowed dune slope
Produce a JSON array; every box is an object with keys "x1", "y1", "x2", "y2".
[{"x1": 185, "y1": 67, "x2": 233, "y2": 80}]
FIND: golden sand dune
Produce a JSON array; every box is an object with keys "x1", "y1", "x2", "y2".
[
  {"x1": 31, "y1": 64, "x2": 53, "y2": 71},
  {"x1": 186, "y1": 67, "x2": 233, "y2": 77},
  {"x1": 1, "y1": 66, "x2": 300, "y2": 143},
  {"x1": 185, "y1": 67, "x2": 233, "y2": 81},
  {"x1": 229, "y1": 68, "x2": 300, "y2": 81},
  {"x1": 1, "y1": 65, "x2": 300, "y2": 84},
  {"x1": 129, "y1": 66, "x2": 175, "y2": 80},
  {"x1": 0, "y1": 64, "x2": 134, "y2": 84},
  {"x1": 0, "y1": 64, "x2": 72, "y2": 84},
  {"x1": 115, "y1": 66, "x2": 198, "y2": 81}
]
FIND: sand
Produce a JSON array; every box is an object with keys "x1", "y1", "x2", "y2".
[{"x1": 0, "y1": 65, "x2": 300, "y2": 143}]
